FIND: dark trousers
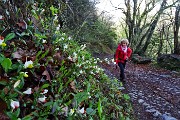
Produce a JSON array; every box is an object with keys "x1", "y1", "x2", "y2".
[{"x1": 118, "y1": 62, "x2": 126, "y2": 80}]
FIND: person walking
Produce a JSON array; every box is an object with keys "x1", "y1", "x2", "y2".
[{"x1": 114, "y1": 39, "x2": 132, "y2": 83}]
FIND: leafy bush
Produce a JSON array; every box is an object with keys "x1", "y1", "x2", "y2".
[{"x1": 0, "y1": 30, "x2": 133, "y2": 120}]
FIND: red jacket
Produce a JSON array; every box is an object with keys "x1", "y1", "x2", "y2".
[{"x1": 114, "y1": 45, "x2": 132, "y2": 64}]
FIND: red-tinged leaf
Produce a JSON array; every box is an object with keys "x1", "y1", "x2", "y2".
[
  {"x1": 0, "y1": 77, "x2": 8, "y2": 90},
  {"x1": 0, "y1": 99, "x2": 7, "y2": 113},
  {"x1": 17, "y1": 20, "x2": 27, "y2": 29},
  {"x1": 42, "y1": 70, "x2": 51, "y2": 82},
  {"x1": 53, "y1": 52, "x2": 64, "y2": 62},
  {"x1": 34, "y1": 87, "x2": 40, "y2": 92},
  {"x1": 70, "y1": 81, "x2": 76, "y2": 91},
  {"x1": 21, "y1": 56, "x2": 27, "y2": 63},
  {"x1": 3, "y1": 87, "x2": 9, "y2": 94},
  {"x1": 0, "y1": 113, "x2": 9, "y2": 120},
  {"x1": 40, "y1": 66, "x2": 46, "y2": 72},
  {"x1": 31, "y1": 56, "x2": 36, "y2": 61}
]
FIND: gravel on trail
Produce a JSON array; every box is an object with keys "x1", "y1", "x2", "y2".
[{"x1": 98, "y1": 55, "x2": 180, "y2": 120}]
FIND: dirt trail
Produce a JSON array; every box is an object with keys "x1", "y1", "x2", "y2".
[{"x1": 99, "y1": 55, "x2": 180, "y2": 120}]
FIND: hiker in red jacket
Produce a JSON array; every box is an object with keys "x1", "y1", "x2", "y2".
[{"x1": 114, "y1": 39, "x2": 132, "y2": 83}]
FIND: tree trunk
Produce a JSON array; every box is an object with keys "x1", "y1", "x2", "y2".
[
  {"x1": 140, "y1": 0, "x2": 167, "y2": 55},
  {"x1": 124, "y1": 0, "x2": 133, "y2": 43},
  {"x1": 157, "y1": 25, "x2": 164, "y2": 56},
  {"x1": 133, "y1": 0, "x2": 162, "y2": 54},
  {"x1": 174, "y1": 4, "x2": 180, "y2": 54}
]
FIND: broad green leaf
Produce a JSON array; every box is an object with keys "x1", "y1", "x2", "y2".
[
  {"x1": 51, "y1": 102, "x2": 58, "y2": 113},
  {"x1": 41, "y1": 84, "x2": 49, "y2": 89},
  {"x1": 34, "y1": 50, "x2": 42, "y2": 64},
  {"x1": 1, "y1": 58, "x2": 12, "y2": 72},
  {"x1": 31, "y1": 10, "x2": 39, "y2": 19},
  {"x1": 22, "y1": 115, "x2": 33, "y2": 120},
  {"x1": 120, "y1": 82, "x2": 123, "y2": 86},
  {"x1": 20, "y1": 32, "x2": 29, "y2": 36},
  {"x1": 87, "y1": 82, "x2": 91, "y2": 92},
  {"x1": 123, "y1": 94, "x2": 130, "y2": 100},
  {"x1": 110, "y1": 94, "x2": 114, "y2": 98},
  {"x1": 0, "y1": 54, "x2": 5, "y2": 62},
  {"x1": 0, "y1": 80, "x2": 7, "y2": 85},
  {"x1": 126, "y1": 117, "x2": 130, "y2": 120},
  {"x1": 74, "y1": 92, "x2": 89, "y2": 105},
  {"x1": 4, "y1": 33, "x2": 15, "y2": 41},
  {"x1": 89, "y1": 117, "x2": 93, "y2": 120},
  {"x1": 11, "y1": 63, "x2": 23, "y2": 72},
  {"x1": 14, "y1": 108, "x2": 20, "y2": 117},
  {"x1": 98, "y1": 98, "x2": 102, "y2": 119},
  {"x1": 34, "y1": 33, "x2": 47, "y2": 39},
  {"x1": 43, "y1": 101, "x2": 53, "y2": 107},
  {"x1": 39, "y1": 50, "x2": 49, "y2": 60},
  {"x1": 119, "y1": 112, "x2": 125, "y2": 120},
  {"x1": 36, "y1": 50, "x2": 43, "y2": 58},
  {"x1": 32, "y1": 112, "x2": 39, "y2": 117},
  {"x1": 58, "y1": 83, "x2": 63, "y2": 93},
  {"x1": 6, "y1": 112, "x2": 17, "y2": 120}
]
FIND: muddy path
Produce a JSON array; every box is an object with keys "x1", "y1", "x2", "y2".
[{"x1": 98, "y1": 55, "x2": 180, "y2": 120}]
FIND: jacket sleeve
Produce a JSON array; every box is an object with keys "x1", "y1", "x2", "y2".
[
  {"x1": 114, "y1": 48, "x2": 119, "y2": 64},
  {"x1": 127, "y1": 48, "x2": 132, "y2": 58}
]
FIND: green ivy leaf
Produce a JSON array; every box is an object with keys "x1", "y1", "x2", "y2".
[
  {"x1": 1, "y1": 58, "x2": 12, "y2": 72},
  {"x1": 4, "y1": 33, "x2": 15, "y2": 41}
]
